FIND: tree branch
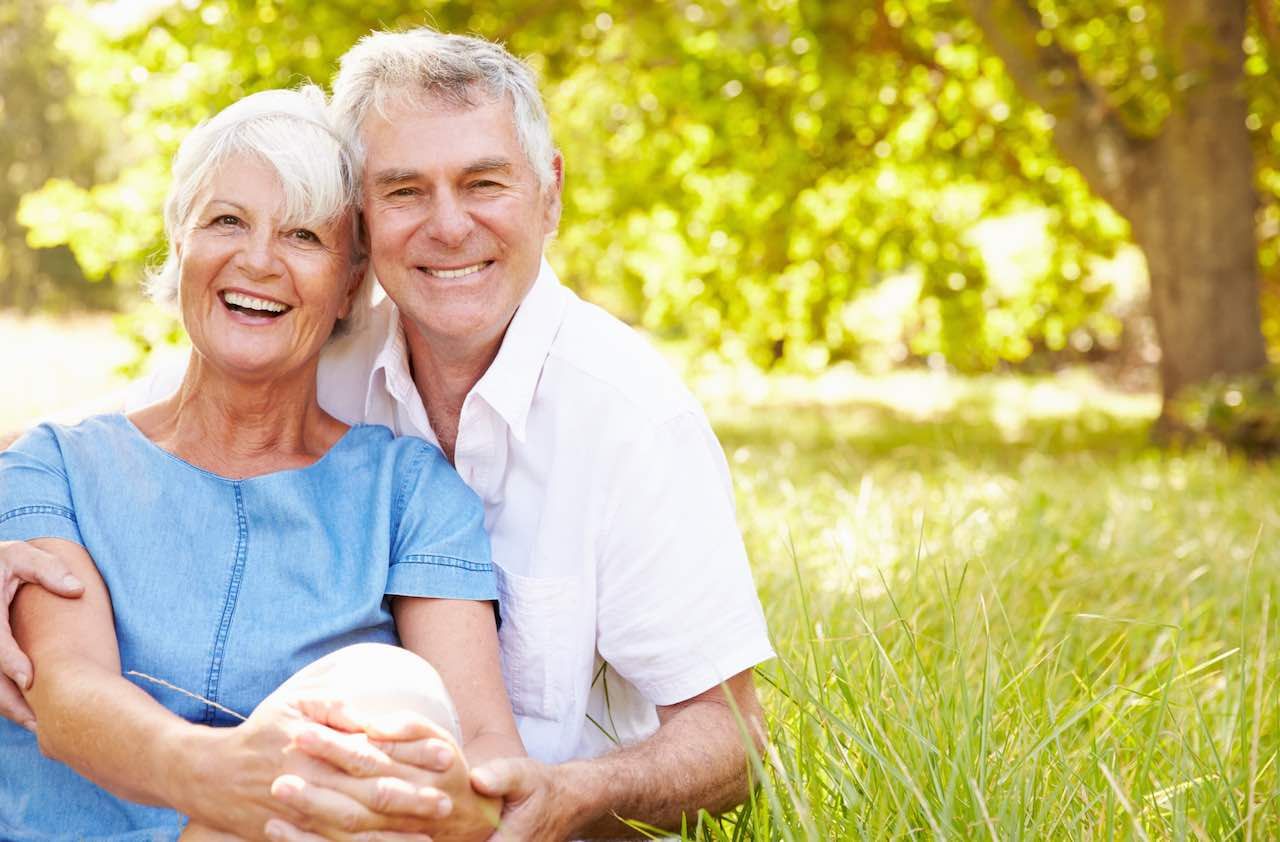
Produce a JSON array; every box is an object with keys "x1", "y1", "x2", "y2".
[{"x1": 959, "y1": 0, "x2": 1146, "y2": 215}]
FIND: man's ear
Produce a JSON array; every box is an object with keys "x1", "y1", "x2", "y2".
[{"x1": 542, "y1": 153, "x2": 564, "y2": 235}]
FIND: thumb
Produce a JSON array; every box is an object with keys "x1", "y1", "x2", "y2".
[
  {"x1": 5, "y1": 542, "x2": 83, "y2": 597},
  {"x1": 471, "y1": 757, "x2": 537, "y2": 799}
]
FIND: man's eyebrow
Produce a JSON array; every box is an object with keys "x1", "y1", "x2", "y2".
[
  {"x1": 371, "y1": 168, "x2": 422, "y2": 187},
  {"x1": 462, "y1": 158, "x2": 514, "y2": 176}
]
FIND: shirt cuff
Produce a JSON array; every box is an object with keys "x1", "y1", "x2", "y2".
[
  {"x1": 386, "y1": 554, "x2": 499, "y2": 601},
  {"x1": 630, "y1": 637, "x2": 777, "y2": 707},
  {"x1": 0, "y1": 506, "x2": 84, "y2": 547}
]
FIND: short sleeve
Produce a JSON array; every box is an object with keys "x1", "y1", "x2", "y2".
[
  {"x1": 596, "y1": 411, "x2": 774, "y2": 706},
  {"x1": 0, "y1": 424, "x2": 84, "y2": 546},
  {"x1": 386, "y1": 443, "x2": 497, "y2": 601}
]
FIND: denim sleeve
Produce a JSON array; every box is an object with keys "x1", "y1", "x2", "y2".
[
  {"x1": 387, "y1": 442, "x2": 496, "y2": 601},
  {"x1": 0, "y1": 424, "x2": 84, "y2": 547}
]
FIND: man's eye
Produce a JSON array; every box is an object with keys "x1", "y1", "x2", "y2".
[
  {"x1": 471, "y1": 180, "x2": 500, "y2": 190},
  {"x1": 389, "y1": 187, "x2": 417, "y2": 198}
]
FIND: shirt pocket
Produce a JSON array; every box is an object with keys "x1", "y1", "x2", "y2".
[{"x1": 494, "y1": 565, "x2": 576, "y2": 720}]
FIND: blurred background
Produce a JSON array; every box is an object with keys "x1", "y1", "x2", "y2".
[
  {"x1": 4, "y1": 5, "x2": 1280, "y2": 834},
  {"x1": 1, "y1": 0, "x2": 1278, "y2": 438}
]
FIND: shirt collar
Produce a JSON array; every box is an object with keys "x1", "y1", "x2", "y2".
[
  {"x1": 364, "y1": 297, "x2": 414, "y2": 419},
  {"x1": 473, "y1": 258, "x2": 569, "y2": 442}
]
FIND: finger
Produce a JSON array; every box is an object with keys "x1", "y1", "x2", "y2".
[
  {"x1": 265, "y1": 818, "x2": 434, "y2": 842},
  {"x1": 294, "y1": 698, "x2": 369, "y2": 734},
  {"x1": 3, "y1": 542, "x2": 83, "y2": 597},
  {"x1": 0, "y1": 613, "x2": 33, "y2": 689},
  {"x1": 292, "y1": 724, "x2": 396, "y2": 778},
  {"x1": 263, "y1": 818, "x2": 327, "y2": 842},
  {"x1": 469, "y1": 758, "x2": 533, "y2": 800},
  {"x1": 276, "y1": 758, "x2": 455, "y2": 823},
  {"x1": 362, "y1": 711, "x2": 455, "y2": 744},
  {"x1": 0, "y1": 673, "x2": 35, "y2": 731},
  {"x1": 369, "y1": 738, "x2": 455, "y2": 773},
  {"x1": 272, "y1": 773, "x2": 445, "y2": 833}
]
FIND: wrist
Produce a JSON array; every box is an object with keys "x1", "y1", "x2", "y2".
[
  {"x1": 158, "y1": 721, "x2": 222, "y2": 817},
  {"x1": 553, "y1": 758, "x2": 608, "y2": 839}
]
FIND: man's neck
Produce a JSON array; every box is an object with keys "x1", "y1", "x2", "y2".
[{"x1": 402, "y1": 317, "x2": 505, "y2": 463}]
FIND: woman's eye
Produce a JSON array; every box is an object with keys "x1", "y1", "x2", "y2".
[
  {"x1": 214, "y1": 214, "x2": 241, "y2": 226},
  {"x1": 290, "y1": 229, "x2": 319, "y2": 243}
]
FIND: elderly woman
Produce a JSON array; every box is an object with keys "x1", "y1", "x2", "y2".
[{"x1": 0, "y1": 87, "x2": 519, "y2": 840}]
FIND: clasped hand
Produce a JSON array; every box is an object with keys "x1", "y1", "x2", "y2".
[{"x1": 260, "y1": 698, "x2": 501, "y2": 842}]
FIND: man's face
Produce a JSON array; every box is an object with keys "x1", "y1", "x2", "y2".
[{"x1": 359, "y1": 91, "x2": 562, "y2": 353}]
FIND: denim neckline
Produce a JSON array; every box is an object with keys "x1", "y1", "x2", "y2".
[{"x1": 109, "y1": 413, "x2": 368, "y2": 484}]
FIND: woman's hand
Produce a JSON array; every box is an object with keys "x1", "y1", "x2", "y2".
[{"x1": 265, "y1": 703, "x2": 499, "y2": 842}]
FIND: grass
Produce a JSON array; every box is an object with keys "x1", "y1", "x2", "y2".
[
  {"x1": 5, "y1": 312, "x2": 1277, "y2": 839},
  {"x1": 686, "y1": 363, "x2": 1280, "y2": 840}
]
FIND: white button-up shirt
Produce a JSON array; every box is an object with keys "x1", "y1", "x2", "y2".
[{"x1": 134, "y1": 261, "x2": 774, "y2": 763}]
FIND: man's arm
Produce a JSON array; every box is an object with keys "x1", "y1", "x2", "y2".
[
  {"x1": 473, "y1": 669, "x2": 766, "y2": 840},
  {"x1": 0, "y1": 539, "x2": 84, "y2": 728}
]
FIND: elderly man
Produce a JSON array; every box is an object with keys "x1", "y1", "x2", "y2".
[{"x1": 0, "y1": 27, "x2": 773, "y2": 841}]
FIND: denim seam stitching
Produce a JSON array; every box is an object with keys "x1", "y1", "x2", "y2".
[
  {"x1": 393, "y1": 443, "x2": 433, "y2": 527},
  {"x1": 203, "y1": 482, "x2": 248, "y2": 724},
  {"x1": 395, "y1": 554, "x2": 493, "y2": 572},
  {"x1": 0, "y1": 505, "x2": 78, "y2": 526}
]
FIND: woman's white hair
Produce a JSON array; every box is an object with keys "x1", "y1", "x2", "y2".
[
  {"x1": 330, "y1": 27, "x2": 557, "y2": 192},
  {"x1": 147, "y1": 85, "x2": 371, "y2": 335}
]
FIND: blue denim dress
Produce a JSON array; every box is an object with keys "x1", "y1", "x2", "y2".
[{"x1": 0, "y1": 414, "x2": 496, "y2": 840}]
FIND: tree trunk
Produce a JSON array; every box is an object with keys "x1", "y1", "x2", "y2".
[{"x1": 964, "y1": 0, "x2": 1269, "y2": 412}]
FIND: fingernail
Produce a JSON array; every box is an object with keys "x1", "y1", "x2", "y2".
[
  {"x1": 264, "y1": 819, "x2": 287, "y2": 840},
  {"x1": 434, "y1": 746, "x2": 452, "y2": 766},
  {"x1": 61, "y1": 575, "x2": 81, "y2": 590},
  {"x1": 471, "y1": 768, "x2": 495, "y2": 788},
  {"x1": 437, "y1": 794, "x2": 453, "y2": 817},
  {"x1": 22, "y1": 719, "x2": 36, "y2": 734},
  {"x1": 13, "y1": 672, "x2": 29, "y2": 690}
]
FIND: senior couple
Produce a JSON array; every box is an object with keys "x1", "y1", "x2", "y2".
[{"x1": 0, "y1": 25, "x2": 773, "y2": 842}]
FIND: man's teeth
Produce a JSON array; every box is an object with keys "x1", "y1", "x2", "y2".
[
  {"x1": 223, "y1": 291, "x2": 289, "y2": 313},
  {"x1": 425, "y1": 262, "x2": 489, "y2": 279}
]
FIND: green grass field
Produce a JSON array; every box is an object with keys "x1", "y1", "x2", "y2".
[
  {"x1": 4, "y1": 314, "x2": 1276, "y2": 840},
  {"x1": 694, "y1": 367, "x2": 1278, "y2": 840}
]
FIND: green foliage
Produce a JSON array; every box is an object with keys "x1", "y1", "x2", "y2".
[
  {"x1": 8, "y1": 1, "x2": 1280, "y2": 372},
  {"x1": 0, "y1": 0, "x2": 115, "y2": 310},
  {"x1": 1171, "y1": 366, "x2": 1280, "y2": 458}
]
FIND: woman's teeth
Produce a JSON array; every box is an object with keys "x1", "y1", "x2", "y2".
[{"x1": 223, "y1": 291, "x2": 289, "y2": 315}]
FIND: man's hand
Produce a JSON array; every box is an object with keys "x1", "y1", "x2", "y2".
[
  {"x1": 265, "y1": 705, "x2": 498, "y2": 841},
  {"x1": 470, "y1": 757, "x2": 574, "y2": 842},
  {"x1": 0, "y1": 540, "x2": 83, "y2": 728}
]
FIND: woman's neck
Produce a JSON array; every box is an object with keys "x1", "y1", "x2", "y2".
[{"x1": 129, "y1": 352, "x2": 346, "y2": 478}]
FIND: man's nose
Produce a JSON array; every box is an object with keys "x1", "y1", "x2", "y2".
[{"x1": 423, "y1": 191, "x2": 474, "y2": 247}]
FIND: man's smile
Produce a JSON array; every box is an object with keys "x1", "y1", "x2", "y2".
[{"x1": 419, "y1": 261, "x2": 494, "y2": 279}]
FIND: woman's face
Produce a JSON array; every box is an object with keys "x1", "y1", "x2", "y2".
[{"x1": 177, "y1": 154, "x2": 359, "y2": 383}]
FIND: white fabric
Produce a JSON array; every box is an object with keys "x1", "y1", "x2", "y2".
[{"x1": 129, "y1": 260, "x2": 774, "y2": 764}]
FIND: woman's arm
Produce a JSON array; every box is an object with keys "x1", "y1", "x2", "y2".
[
  {"x1": 14, "y1": 538, "x2": 312, "y2": 837},
  {"x1": 392, "y1": 597, "x2": 524, "y2": 768}
]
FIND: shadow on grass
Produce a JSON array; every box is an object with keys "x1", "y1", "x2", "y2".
[{"x1": 712, "y1": 390, "x2": 1157, "y2": 472}]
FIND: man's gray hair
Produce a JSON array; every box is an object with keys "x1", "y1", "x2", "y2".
[
  {"x1": 147, "y1": 86, "x2": 371, "y2": 334},
  {"x1": 331, "y1": 27, "x2": 557, "y2": 191}
]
